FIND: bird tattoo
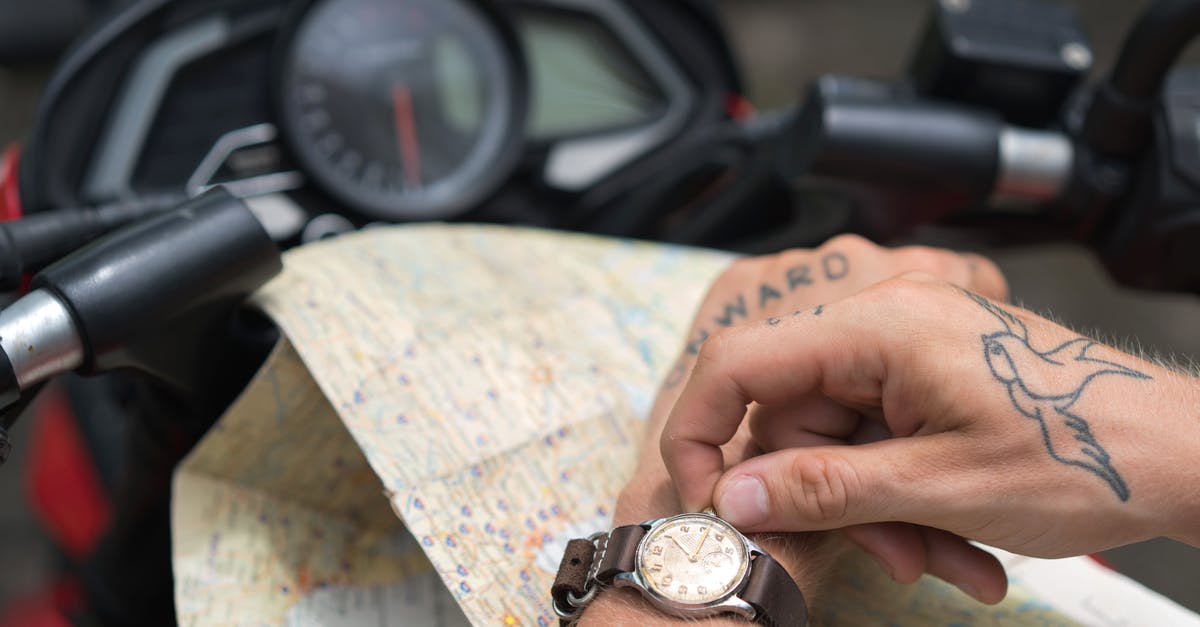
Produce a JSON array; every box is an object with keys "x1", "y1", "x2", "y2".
[{"x1": 960, "y1": 289, "x2": 1150, "y2": 502}]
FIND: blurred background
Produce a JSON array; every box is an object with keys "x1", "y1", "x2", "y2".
[{"x1": 0, "y1": 0, "x2": 1198, "y2": 619}]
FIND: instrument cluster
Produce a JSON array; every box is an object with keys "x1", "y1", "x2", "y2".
[{"x1": 20, "y1": 0, "x2": 741, "y2": 244}]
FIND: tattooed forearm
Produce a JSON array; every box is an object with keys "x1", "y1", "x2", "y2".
[{"x1": 960, "y1": 288, "x2": 1150, "y2": 502}]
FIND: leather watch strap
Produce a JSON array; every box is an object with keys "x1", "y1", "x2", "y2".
[
  {"x1": 552, "y1": 538, "x2": 598, "y2": 617},
  {"x1": 595, "y1": 524, "x2": 645, "y2": 583},
  {"x1": 552, "y1": 524, "x2": 646, "y2": 625},
  {"x1": 741, "y1": 552, "x2": 808, "y2": 627}
]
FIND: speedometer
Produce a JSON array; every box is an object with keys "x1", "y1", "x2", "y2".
[{"x1": 276, "y1": 0, "x2": 527, "y2": 220}]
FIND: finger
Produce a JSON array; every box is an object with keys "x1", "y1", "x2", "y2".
[
  {"x1": 710, "y1": 435, "x2": 969, "y2": 532},
  {"x1": 748, "y1": 396, "x2": 862, "y2": 450},
  {"x1": 888, "y1": 247, "x2": 1007, "y2": 302},
  {"x1": 846, "y1": 523, "x2": 1009, "y2": 603},
  {"x1": 843, "y1": 522, "x2": 927, "y2": 584},
  {"x1": 919, "y1": 527, "x2": 1008, "y2": 604},
  {"x1": 661, "y1": 301, "x2": 896, "y2": 511},
  {"x1": 959, "y1": 253, "x2": 1008, "y2": 303},
  {"x1": 848, "y1": 413, "x2": 892, "y2": 445}
]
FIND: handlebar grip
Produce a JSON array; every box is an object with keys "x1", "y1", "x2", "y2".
[
  {"x1": 31, "y1": 187, "x2": 281, "y2": 372},
  {"x1": 783, "y1": 94, "x2": 1003, "y2": 202}
]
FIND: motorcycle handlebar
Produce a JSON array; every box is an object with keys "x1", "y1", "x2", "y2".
[{"x1": 782, "y1": 86, "x2": 1073, "y2": 223}]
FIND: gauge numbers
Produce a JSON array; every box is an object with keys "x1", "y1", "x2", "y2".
[{"x1": 278, "y1": 0, "x2": 526, "y2": 220}]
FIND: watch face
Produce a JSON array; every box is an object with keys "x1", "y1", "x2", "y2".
[{"x1": 636, "y1": 513, "x2": 749, "y2": 606}]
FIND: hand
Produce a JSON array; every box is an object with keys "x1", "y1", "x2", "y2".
[
  {"x1": 582, "y1": 236, "x2": 1009, "y2": 622},
  {"x1": 633, "y1": 235, "x2": 1007, "y2": 483},
  {"x1": 661, "y1": 273, "x2": 1200, "y2": 606}
]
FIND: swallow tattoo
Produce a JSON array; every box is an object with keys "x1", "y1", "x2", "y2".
[{"x1": 961, "y1": 289, "x2": 1150, "y2": 502}]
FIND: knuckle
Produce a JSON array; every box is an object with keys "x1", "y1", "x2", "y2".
[
  {"x1": 890, "y1": 270, "x2": 945, "y2": 289},
  {"x1": 785, "y1": 452, "x2": 861, "y2": 524},
  {"x1": 896, "y1": 247, "x2": 957, "y2": 277},
  {"x1": 966, "y1": 254, "x2": 1010, "y2": 300},
  {"x1": 824, "y1": 233, "x2": 875, "y2": 254},
  {"x1": 714, "y1": 257, "x2": 762, "y2": 286},
  {"x1": 770, "y1": 248, "x2": 810, "y2": 270},
  {"x1": 858, "y1": 273, "x2": 925, "y2": 303}
]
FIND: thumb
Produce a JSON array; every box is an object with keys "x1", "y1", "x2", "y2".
[{"x1": 712, "y1": 435, "x2": 966, "y2": 533}]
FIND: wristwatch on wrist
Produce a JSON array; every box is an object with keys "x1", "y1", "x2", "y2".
[{"x1": 552, "y1": 511, "x2": 807, "y2": 626}]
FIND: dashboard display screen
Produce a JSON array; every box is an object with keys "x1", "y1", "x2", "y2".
[{"x1": 516, "y1": 7, "x2": 668, "y2": 140}]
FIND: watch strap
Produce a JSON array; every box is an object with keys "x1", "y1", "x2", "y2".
[
  {"x1": 551, "y1": 538, "x2": 598, "y2": 616},
  {"x1": 742, "y1": 552, "x2": 808, "y2": 627},
  {"x1": 595, "y1": 524, "x2": 645, "y2": 583},
  {"x1": 552, "y1": 524, "x2": 646, "y2": 625}
]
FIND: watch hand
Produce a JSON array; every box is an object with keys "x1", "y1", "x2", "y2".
[
  {"x1": 665, "y1": 534, "x2": 689, "y2": 555},
  {"x1": 689, "y1": 526, "x2": 711, "y2": 562}
]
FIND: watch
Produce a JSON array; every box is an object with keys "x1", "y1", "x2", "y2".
[{"x1": 552, "y1": 511, "x2": 807, "y2": 626}]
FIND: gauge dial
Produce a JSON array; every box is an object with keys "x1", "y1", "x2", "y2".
[{"x1": 277, "y1": 0, "x2": 527, "y2": 220}]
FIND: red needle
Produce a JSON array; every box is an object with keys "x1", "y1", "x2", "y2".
[{"x1": 391, "y1": 84, "x2": 422, "y2": 189}]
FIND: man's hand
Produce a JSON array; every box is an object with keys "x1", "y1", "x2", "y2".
[
  {"x1": 632, "y1": 235, "x2": 1007, "y2": 483},
  {"x1": 582, "y1": 237, "x2": 1010, "y2": 622},
  {"x1": 661, "y1": 273, "x2": 1200, "y2": 606}
]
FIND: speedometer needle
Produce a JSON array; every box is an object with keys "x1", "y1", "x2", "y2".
[{"x1": 391, "y1": 84, "x2": 423, "y2": 189}]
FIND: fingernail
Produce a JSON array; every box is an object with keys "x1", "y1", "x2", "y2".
[
  {"x1": 717, "y1": 475, "x2": 768, "y2": 528},
  {"x1": 871, "y1": 554, "x2": 895, "y2": 580}
]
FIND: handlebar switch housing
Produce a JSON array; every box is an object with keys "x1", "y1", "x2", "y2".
[
  {"x1": 910, "y1": 0, "x2": 1092, "y2": 127},
  {"x1": 1097, "y1": 68, "x2": 1200, "y2": 292}
]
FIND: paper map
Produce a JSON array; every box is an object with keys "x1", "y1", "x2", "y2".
[{"x1": 172, "y1": 224, "x2": 1200, "y2": 626}]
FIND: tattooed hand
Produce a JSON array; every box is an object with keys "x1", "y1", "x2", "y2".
[
  {"x1": 582, "y1": 237, "x2": 1008, "y2": 623},
  {"x1": 629, "y1": 235, "x2": 1007, "y2": 505},
  {"x1": 661, "y1": 273, "x2": 1200, "y2": 606}
]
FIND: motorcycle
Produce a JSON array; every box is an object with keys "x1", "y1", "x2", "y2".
[{"x1": 0, "y1": 0, "x2": 1198, "y2": 624}]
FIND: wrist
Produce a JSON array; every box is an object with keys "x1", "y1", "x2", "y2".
[
  {"x1": 579, "y1": 587, "x2": 746, "y2": 626},
  {"x1": 1114, "y1": 367, "x2": 1200, "y2": 546},
  {"x1": 611, "y1": 470, "x2": 680, "y2": 525},
  {"x1": 578, "y1": 475, "x2": 846, "y2": 624},
  {"x1": 579, "y1": 532, "x2": 843, "y2": 626},
  {"x1": 1163, "y1": 373, "x2": 1200, "y2": 546}
]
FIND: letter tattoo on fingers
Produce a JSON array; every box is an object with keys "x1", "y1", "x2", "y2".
[
  {"x1": 960, "y1": 289, "x2": 1150, "y2": 501},
  {"x1": 665, "y1": 254, "x2": 850, "y2": 389},
  {"x1": 713, "y1": 295, "x2": 749, "y2": 327}
]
